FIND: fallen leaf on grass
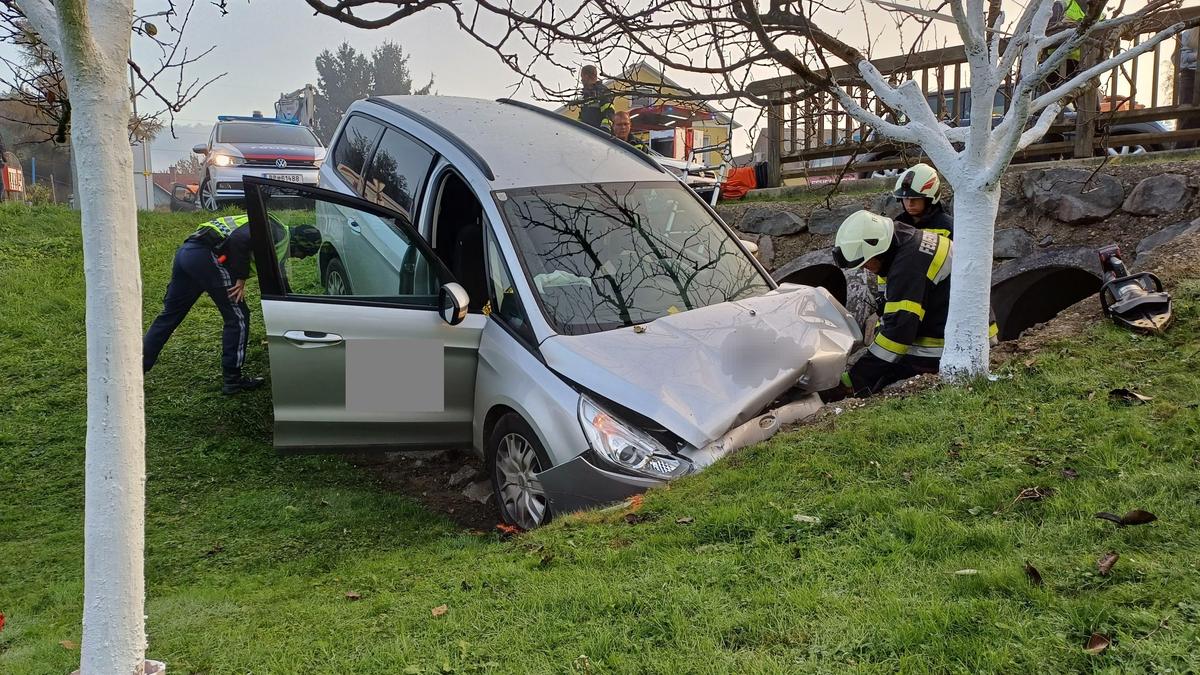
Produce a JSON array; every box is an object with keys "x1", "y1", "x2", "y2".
[
  {"x1": 953, "y1": 569, "x2": 979, "y2": 576},
  {"x1": 675, "y1": 516, "x2": 694, "y2": 525},
  {"x1": 431, "y1": 604, "x2": 448, "y2": 617},
  {"x1": 1098, "y1": 552, "x2": 1120, "y2": 576},
  {"x1": 901, "y1": 470, "x2": 914, "y2": 483},
  {"x1": 1061, "y1": 467, "x2": 1079, "y2": 480},
  {"x1": 1024, "y1": 562, "x2": 1044, "y2": 587},
  {"x1": 1023, "y1": 357, "x2": 1037, "y2": 368},
  {"x1": 59, "y1": 640, "x2": 78, "y2": 650},
  {"x1": 623, "y1": 513, "x2": 642, "y2": 525},
  {"x1": 1095, "y1": 510, "x2": 1158, "y2": 527},
  {"x1": 628, "y1": 495, "x2": 644, "y2": 511},
  {"x1": 539, "y1": 553, "x2": 555, "y2": 568},
  {"x1": 0, "y1": 610, "x2": 5, "y2": 633},
  {"x1": 1108, "y1": 388, "x2": 1152, "y2": 405},
  {"x1": 792, "y1": 514, "x2": 821, "y2": 524},
  {"x1": 1015, "y1": 486, "x2": 1055, "y2": 502},
  {"x1": 495, "y1": 523, "x2": 522, "y2": 537},
  {"x1": 1084, "y1": 633, "x2": 1111, "y2": 654},
  {"x1": 344, "y1": 591, "x2": 361, "y2": 601},
  {"x1": 204, "y1": 543, "x2": 224, "y2": 557},
  {"x1": 1001, "y1": 486, "x2": 1055, "y2": 511}
]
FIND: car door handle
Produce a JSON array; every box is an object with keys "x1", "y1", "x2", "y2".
[
  {"x1": 283, "y1": 330, "x2": 344, "y2": 347},
  {"x1": 348, "y1": 219, "x2": 362, "y2": 233}
]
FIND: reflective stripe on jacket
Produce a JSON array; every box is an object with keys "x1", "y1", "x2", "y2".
[
  {"x1": 580, "y1": 83, "x2": 615, "y2": 131},
  {"x1": 197, "y1": 215, "x2": 290, "y2": 263}
]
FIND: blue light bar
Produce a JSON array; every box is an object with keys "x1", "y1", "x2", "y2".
[{"x1": 216, "y1": 115, "x2": 300, "y2": 125}]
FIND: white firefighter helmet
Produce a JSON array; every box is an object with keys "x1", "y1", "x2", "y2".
[
  {"x1": 833, "y1": 210, "x2": 895, "y2": 270},
  {"x1": 893, "y1": 163, "x2": 941, "y2": 203}
]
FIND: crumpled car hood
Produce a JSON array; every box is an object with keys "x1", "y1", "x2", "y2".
[{"x1": 539, "y1": 285, "x2": 859, "y2": 449}]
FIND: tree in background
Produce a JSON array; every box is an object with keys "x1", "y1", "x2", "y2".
[
  {"x1": 312, "y1": 40, "x2": 433, "y2": 143},
  {"x1": 372, "y1": 40, "x2": 434, "y2": 99},
  {"x1": 170, "y1": 153, "x2": 205, "y2": 175}
]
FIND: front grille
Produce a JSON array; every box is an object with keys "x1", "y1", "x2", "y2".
[{"x1": 243, "y1": 158, "x2": 316, "y2": 168}]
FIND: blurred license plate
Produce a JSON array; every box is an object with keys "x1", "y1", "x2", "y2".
[{"x1": 266, "y1": 174, "x2": 301, "y2": 182}]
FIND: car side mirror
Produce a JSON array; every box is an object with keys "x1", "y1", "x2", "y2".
[
  {"x1": 439, "y1": 282, "x2": 469, "y2": 326},
  {"x1": 192, "y1": 143, "x2": 208, "y2": 155}
]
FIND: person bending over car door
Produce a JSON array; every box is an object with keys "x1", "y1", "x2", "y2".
[
  {"x1": 823, "y1": 210, "x2": 997, "y2": 400},
  {"x1": 142, "y1": 214, "x2": 322, "y2": 394}
]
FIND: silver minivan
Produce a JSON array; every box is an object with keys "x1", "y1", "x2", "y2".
[{"x1": 242, "y1": 96, "x2": 861, "y2": 529}]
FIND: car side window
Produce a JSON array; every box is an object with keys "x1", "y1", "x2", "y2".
[
  {"x1": 363, "y1": 128, "x2": 435, "y2": 221},
  {"x1": 484, "y1": 228, "x2": 534, "y2": 343},
  {"x1": 331, "y1": 115, "x2": 384, "y2": 194},
  {"x1": 259, "y1": 187, "x2": 445, "y2": 307}
]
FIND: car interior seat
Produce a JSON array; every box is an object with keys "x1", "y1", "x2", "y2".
[{"x1": 452, "y1": 216, "x2": 487, "y2": 313}]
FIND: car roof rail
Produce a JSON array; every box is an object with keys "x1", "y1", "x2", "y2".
[
  {"x1": 217, "y1": 115, "x2": 300, "y2": 125},
  {"x1": 495, "y1": 98, "x2": 669, "y2": 175},
  {"x1": 366, "y1": 97, "x2": 496, "y2": 181}
]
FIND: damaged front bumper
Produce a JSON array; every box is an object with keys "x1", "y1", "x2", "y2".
[{"x1": 537, "y1": 393, "x2": 825, "y2": 514}]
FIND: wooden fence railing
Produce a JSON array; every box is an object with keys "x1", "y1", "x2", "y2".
[{"x1": 748, "y1": 6, "x2": 1200, "y2": 186}]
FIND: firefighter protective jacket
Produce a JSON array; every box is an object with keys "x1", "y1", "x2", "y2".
[
  {"x1": 895, "y1": 201, "x2": 954, "y2": 239},
  {"x1": 579, "y1": 82, "x2": 615, "y2": 131}
]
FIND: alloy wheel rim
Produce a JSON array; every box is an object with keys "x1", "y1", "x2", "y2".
[
  {"x1": 1107, "y1": 144, "x2": 1147, "y2": 157},
  {"x1": 496, "y1": 432, "x2": 547, "y2": 530},
  {"x1": 201, "y1": 178, "x2": 219, "y2": 211},
  {"x1": 326, "y1": 268, "x2": 347, "y2": 295}
]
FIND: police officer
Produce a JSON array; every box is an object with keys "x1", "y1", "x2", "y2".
[
  {"x1": 143, "y1": 214, "x2": 322, "y2": 394},
  {"x1": 578, "y1": 65, "x2": 614, "y2": 132},
  {"x1": 826, "y1": 210, "x2": 997, "y2": 399},
  {"x1": 893, "y1": 163, "x2": 953, "y2": 239},
  {"x1": 612, "y1": 110, "x2": 648, "y2": 152}
]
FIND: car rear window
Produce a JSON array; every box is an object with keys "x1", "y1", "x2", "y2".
[{"x1": 217, "y1": 123, "x2": 320, "y2": 146}]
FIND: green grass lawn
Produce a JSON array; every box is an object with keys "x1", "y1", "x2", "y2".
[{"x1": 2, "y1": 204, "x2": 1200, "y2": 673}]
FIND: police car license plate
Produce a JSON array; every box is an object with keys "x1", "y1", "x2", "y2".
[{"x1": 266, "y1": 173, "x2": 302, "y2": 182}]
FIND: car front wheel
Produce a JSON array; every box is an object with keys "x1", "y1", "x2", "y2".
[
  {"x1": 489, "y1": 413, "x2": 551, "y2": 530},
  {"x1": 199, "y1": 174, "x2": 220, "y2": 211}
]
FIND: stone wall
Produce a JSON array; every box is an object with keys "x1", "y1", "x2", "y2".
[{"x1": 718, "y1": 155, "x2": 1200, "y2": 275}]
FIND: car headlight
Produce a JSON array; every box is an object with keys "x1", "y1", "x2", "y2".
[
  {"x1": 578, "y1": 395, "x2": 689, "y2": 480},
  {"x1": 211, "y1": 153, "x2": 240, "y2": 167}
]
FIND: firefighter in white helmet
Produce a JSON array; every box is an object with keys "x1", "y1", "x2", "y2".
[
  {"x1": 825, "y1": 210, "x2": 997, "y2": 399},
  {"x1": 893, "y1": 163, "x2": 953, "y2": 239}
]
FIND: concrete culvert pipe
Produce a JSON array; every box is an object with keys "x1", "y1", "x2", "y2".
[
  {"x1": 773, "y1": 248, "x2": 848, "y2": 305},
  {"x1": 773, "y1": 248, "x2": 879, "y2": 332},
  {"x1": 776, "y1": 264, "x2": 848, "y2": 305},
  {"x1": 990, "y1": 247, "x2": 1104, "y2": 341}
]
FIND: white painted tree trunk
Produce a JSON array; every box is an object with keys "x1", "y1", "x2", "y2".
[
  {"x1": 939, "y1": 182, "x2": 1001, "y2": 378},
  {"x1": 16, "y1": 0, "x2": 148, "y2": 672}
]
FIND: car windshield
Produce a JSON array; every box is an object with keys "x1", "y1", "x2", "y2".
[
  {"x1": 217, "y1": 123, "x2": 319, "y2": 146},
  {"x1": 496, "y1": 181, "x2": 771, "y2": 335}
]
